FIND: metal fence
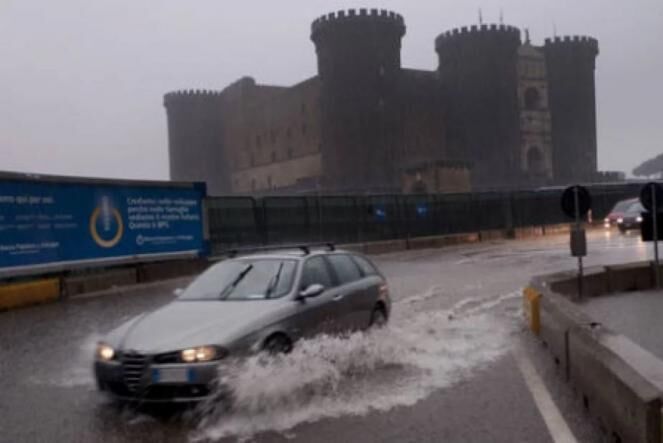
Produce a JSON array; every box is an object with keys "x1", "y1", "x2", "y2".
[{"x1": 206, "y1": 183, "x2": 644, "y2": 255}]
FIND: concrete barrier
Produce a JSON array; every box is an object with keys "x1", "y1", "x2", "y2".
[
  {"x1": 363, "y1": 239, "x2": 409, "y2": 255},
  {"x1": 543, "y1": 223, "x2": 571, "y2": 235},
  {"x1": 478, "y1": 229, "x2": 508, "y2": 241},
  {"x1": 513, "y1": 226, "x2": 545, "y2": 239},
  {"x1": 606, "y1": 261, "x2": 654, "y2": 293},
  {"x1": 0, "y1": 278, "x2": 60, "y2": 311},
  {"x1": 64, "y1": 267, "x2": 138, "y2": 297},
  {"x1": 568, "y1": 326, "x2": 662, "y2": 443},
  {"x1": 529, "y1": 260, "x2": 663, "y2": 442}
]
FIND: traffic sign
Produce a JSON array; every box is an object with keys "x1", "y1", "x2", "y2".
[
  {"x1": 561, "y1": 186, "x2": 591, "y2": 219},
  {"x1": 639, "y1": 182, "x2": 663, "y2": 212}
]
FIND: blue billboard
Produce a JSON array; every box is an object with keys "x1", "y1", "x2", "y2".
[{"x1": 0, "y1": 178, "x2": 206, "y2": 271}]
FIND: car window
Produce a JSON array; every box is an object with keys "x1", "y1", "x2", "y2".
[
  {"x1": 327, "y1": 254, "x2": 362, "y2": 284},
  {"x1": 351, "y1": 255, "x2": 379, "y2": 276},
  {"x1": 300, "y1": 256, "x2": 334, "y2": 290}
]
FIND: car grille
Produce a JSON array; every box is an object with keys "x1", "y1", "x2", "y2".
[
  {"x1": 121, "y1": 352, "x2": 148, "y2": 392},
  {"x1": 153, "y1": 351, "x2": 180, "y2": 364}
]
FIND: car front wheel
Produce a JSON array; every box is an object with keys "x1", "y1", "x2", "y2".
[
  {"x1": 369, "y1": 306, "x2": 388, "y2": 328},
  {"x1": 263, "y1": 334, "x2": 293, "y2": 355}
]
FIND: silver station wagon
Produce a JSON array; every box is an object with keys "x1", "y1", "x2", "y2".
[{"x1": 94, "y1": 244, "x2": 391, "y2": 402}]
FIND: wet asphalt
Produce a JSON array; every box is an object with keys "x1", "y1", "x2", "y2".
[{"x1": 0, "y1": 229, "x2": 651, "y2": 442}]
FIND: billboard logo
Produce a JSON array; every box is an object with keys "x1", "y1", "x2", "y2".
[{"x1": 89, "y1": 196, "x2": 124, "y2": 248}]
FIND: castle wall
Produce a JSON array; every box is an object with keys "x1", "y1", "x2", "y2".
[
  {"x1": 544, "y1": 36, "x2": 599, "y2": 184},
  {"x1": 164, "y1": 90, "x2": 227, "y2": 194},
  {"x1": 402, "y1": 162, "x2": 471, "y2": 194},
  {"x1": 436, "y1": 25, "x2": 523, "y2": 190},
  {"x1": 164, "y1": 11, "x2": 600, "y2": 195},
  {"x1": 517, "y1": 44, "x2": 553, "y2": 182},
  {"x1": 396, "y1": 69, "x2": 447, "y2": 168},
  {"x1": 312, "y1": 9, "x2": 406, "y2": 192},
  {"x1": 221, "y1": 77, "x2": 322, "y2": 193}
]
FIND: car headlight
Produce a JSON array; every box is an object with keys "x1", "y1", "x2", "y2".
[
  {"x1": 180, "y1": 346, "x2": 225, "y2": 363},
  {"x1": 637, "y1": 216, "x2": 643, "y2": 223},
  {"x1": 96, "y1": 343, "x2": 115, "y2": 362},
  {"x1": 617, "y1": 218, "x2": 624, "y2": 224}
]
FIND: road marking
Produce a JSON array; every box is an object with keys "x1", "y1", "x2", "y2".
[{"x1": 514, "y1": 351, "x2": 578, "y2": 443}]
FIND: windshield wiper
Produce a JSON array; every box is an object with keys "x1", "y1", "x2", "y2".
[
  {"x1": 219, "y1": 264, "x2": 253, "y2": 300},
  {"x1": 265, "y1": 262, "x2": 285, "y2": 299}
]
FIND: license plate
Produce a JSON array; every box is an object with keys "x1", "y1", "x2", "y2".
[{"x1": 152, "y1": 367, "x2": 189, "y2": 384}]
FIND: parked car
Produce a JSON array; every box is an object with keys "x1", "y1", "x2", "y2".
[
  {"x1": 604, "y1": 198, "x2": 638, "y2": 228},
  {"x1": 94, "y1": 244, "x2": 391, "y2": 403},
  {"x1": 617, "y1": 201, "x2": 645, "y2": 232}
]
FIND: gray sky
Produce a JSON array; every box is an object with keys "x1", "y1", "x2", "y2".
[{"x1": 2, "y1": 0, "x2": 661, "y2": 180}]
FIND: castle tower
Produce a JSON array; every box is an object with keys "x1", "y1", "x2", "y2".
[
  {"x1": 543, "y1": 36, "x2": 599, "y2": 184},
  {"x1": 436, "y1": 25, "x2": 522, "y2": 189},
  {"x1": 163, "y1": 90, "x2": 229, "y2": 194},
  {"x1": 311, "y1": 9, "x2": 406, "y2": 191}
]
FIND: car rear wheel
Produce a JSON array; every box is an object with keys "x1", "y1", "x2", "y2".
[
  {"x1": 369, "y1": 306, "x2": 388, "y2": 328},
  {"x1": 264, "y1": 334, "x2": 293, "y2": 355}
]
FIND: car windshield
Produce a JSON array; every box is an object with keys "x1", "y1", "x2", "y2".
[
  {"x1": 612, "y1": 200, "x2": 636, "y2": 213},
  {"x1": 178, "y1": 258, "x2": 297, "y2": 301},
  {"x1": 626, "y1": 202, "x2": 645, "y2": 214}
]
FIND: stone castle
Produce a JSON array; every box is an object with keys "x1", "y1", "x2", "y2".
[{"x1": 164, "y1": 9, "x2": 604, "y2": 195}]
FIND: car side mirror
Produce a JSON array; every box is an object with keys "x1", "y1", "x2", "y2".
[
  {"x1": 298, "y1": 284, "x2": 325, "y2": 300},
  {"x1": 173, "y1": 288, "x2": 184, "y2": 297}
]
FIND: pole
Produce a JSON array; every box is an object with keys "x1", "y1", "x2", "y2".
[
  {"x1": 653, "y1": 185, "x2": 660, "y2": 289},
  {"x1": 574, "y1": 187, "x2": 583, "y2": 298}
]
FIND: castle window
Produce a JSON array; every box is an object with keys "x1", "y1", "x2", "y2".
[{"x1": 524, "y1": 87, "x2": 541, "y2": 110}]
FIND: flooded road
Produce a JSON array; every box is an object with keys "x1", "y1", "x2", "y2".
[{"x1": 0, "y1": 229, "x2": 650, "y2": 442}]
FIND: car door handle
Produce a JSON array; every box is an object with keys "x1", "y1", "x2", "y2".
[{"x1": 333, "y1": 294, "x2": 345, "y2": 301}]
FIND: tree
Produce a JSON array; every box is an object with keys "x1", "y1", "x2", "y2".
[{"x1": 633, "y1": 153, "x2": 663, "y2": 178}]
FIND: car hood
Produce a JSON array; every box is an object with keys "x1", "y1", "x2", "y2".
[{"x1": 110, "y1": 299, "x2": 289, "y2": 353}]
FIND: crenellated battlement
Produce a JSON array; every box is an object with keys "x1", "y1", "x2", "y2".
[
  {"x1": 435, "y1": 24, "x2": 521, "y2": 50},
  {"x1": 163, "y1": 89, "x2": 223, "y2": 106},
  {"x1": 311, "y1": 8, "x2": 405, "y2": 40},
  {"x1": 544, "y1": 35, "x2": 599, "y2": 54}
]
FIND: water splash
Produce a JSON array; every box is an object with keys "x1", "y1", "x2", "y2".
[
  {"x1": 194, "y1": 290, "x2": 517, "y2": 441},
  {"x1": 28, "y1": 333, "x2": 100, "y2": 388}
]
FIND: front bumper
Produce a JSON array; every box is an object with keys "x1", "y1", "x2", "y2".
[
  {"x1": 94, "y1": 359, "x2": 220, "y2": 403},
  {"x1": 618, "y1": 221, "x2": 641, "y2": 231}
]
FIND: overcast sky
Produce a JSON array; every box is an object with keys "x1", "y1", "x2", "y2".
[{"x1": 2, "y1": 0, "x2": 661, "y2": 180}]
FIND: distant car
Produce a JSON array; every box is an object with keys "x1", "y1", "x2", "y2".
[
  {"x1": 94, "y1": 245, "x2": 391, "y2": 403},
  {"x1": 604, "y1": 198, "x2": 638, "y2": 228},
  {"x1": 617, "y1": 201, "x2": 645, "y2": 232}
]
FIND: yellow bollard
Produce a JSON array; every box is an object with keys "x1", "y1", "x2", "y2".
[{"x1": 523, "y1": 287, "x2": 541, "y2": 335}]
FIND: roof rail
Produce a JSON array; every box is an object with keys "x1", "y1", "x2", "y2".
[{"x1": 225, "y1": 243, "x2": 336, "y2": 258}]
